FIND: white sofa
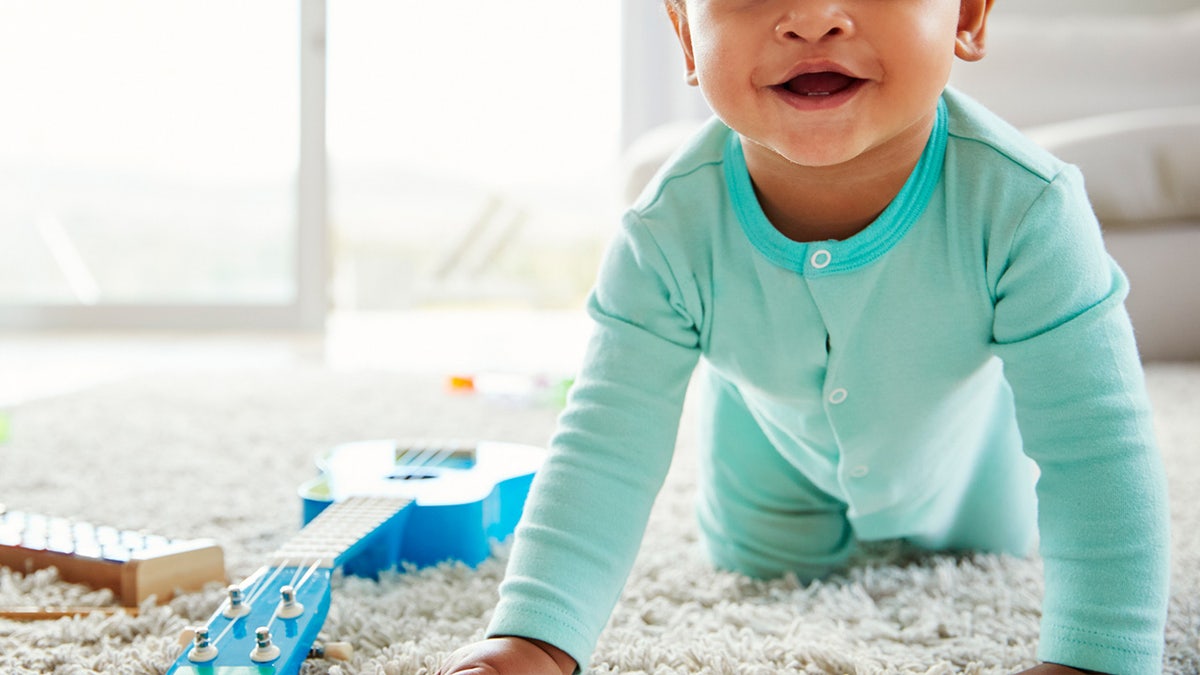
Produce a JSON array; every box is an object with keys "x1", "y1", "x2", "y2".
[{"x1": 622, "y1": 2, "x2": 1200, "y2": 361}]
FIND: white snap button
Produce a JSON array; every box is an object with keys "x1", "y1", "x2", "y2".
[
  {"x1": 810, "y1": 249, "x2": 832, "y2": 269},
  {"x1": 828, "y1": 388, "x2": 848, "y2": 404},
  {"x1": 849, "y1": 465, "x2": 869, "y2": 478}
]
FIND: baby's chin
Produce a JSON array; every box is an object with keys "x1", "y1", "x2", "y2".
[{"x1": 744, "y1": 131, "x2": 878, "y2": 171}]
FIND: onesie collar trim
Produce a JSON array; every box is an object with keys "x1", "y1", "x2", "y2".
[{"x1": 725, "y1": 96, "x2": 948, "y2": 276}]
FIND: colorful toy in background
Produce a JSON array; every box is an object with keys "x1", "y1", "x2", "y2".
[
  {"x1": 447, "y1": 372, "x2": 574, "y2": 408},
  {"x1": 0, "y1": 411, "x2": 10, "y2": 443}
]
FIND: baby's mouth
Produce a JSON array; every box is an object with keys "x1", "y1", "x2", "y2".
[{"x1": 780, "y1": 71, "x2": 862, "y2": 97}]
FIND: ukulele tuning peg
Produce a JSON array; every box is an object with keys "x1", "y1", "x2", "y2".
[
  {"x1": 186, "y1": 627, "x2": 219, "y2": 663},
  {"x1": 277, "y1": 584, "x2": 305, "y2": 619},
  {"x1": 222, "y1": 585, "x2": 252, "y2": 618},
  {"x1": 250, "y1": 626, "x2": 281, "y2": 663},
  {"x1": 309, "y1": 640, "x2": 354, "y2": 661}
]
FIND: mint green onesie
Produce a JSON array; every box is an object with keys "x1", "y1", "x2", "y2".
[{"x1": 488, "y1": 88, "x2": 1170, "y2": 674}]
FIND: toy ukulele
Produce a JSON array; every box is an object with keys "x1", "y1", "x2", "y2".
[{"x1": 165, "y1": 439, "x2": 545, "y2": 675}]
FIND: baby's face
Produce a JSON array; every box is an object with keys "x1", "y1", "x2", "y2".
[{"x1": 671, "y1": 0, "x2": 978, "y2": 170}]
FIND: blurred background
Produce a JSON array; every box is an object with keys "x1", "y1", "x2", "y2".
[
  {"x1": 0, "y1": 0, "x2": 1196, "y2": 404},
  {"x1": 0, "y1": 0, "x2": 627, "y2": 322}
]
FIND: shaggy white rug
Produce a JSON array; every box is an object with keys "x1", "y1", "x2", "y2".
[{"x1": 0, "y1": 364, "x2": 1197, "y2": 674}]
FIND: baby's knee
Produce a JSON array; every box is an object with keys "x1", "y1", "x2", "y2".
[{"x1": 696, "y1": 496, "x2": 855, "y2": 582}]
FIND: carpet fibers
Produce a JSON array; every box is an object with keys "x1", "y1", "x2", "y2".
[{"x1": 0, "y1": 364, "x2": 1197, "y2": 674}]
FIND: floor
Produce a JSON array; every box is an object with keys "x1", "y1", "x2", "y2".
[{"x1": 0, "y1": 309, "x2": 592, "y2": 408}]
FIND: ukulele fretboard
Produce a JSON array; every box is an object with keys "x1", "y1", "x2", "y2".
[{"x1": 270, "y1": 495, "x2": 413, "y2": 568}]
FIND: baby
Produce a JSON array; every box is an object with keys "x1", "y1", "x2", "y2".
[{"x1": 439, "y1": 0, "x2": 1170, "y2": 673}]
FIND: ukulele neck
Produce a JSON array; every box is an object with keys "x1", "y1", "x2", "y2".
[{"x1": 270, "y1": 495, "x2": 413, "y2": 569}]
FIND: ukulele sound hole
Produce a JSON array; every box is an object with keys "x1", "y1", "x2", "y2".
[{"x1": 387, "y1": 469, "x2": 439, "y2": 481}]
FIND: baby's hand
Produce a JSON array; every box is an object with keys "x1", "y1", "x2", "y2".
[{"x1": 436, "y1": 636, "x2": 576, "y2": 675}]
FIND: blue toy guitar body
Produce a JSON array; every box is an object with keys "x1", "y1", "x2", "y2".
[
  {"x1": 299, "y1": 439, "x2": 545, "y2": 574},
  {"x1": 165, "y1": 439, "x2": 545, "y2": 675}
]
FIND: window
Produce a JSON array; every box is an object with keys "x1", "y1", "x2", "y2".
[
  {"x1": 0, "y1": 1, "x2": 620, "y2": 328},
  {"x1": 0, "y1": 1, "x2": 303, "y2": 326},
  {"x1": 327, "y1": 1, "x2": 621, "y2": 311}
]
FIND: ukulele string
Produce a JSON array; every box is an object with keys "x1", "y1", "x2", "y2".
[
  {"x1": 286, "y1": 560, "x2": 308, "y2": 588},
  {"x1": 245, "y1": 561, "x2": 291, "y2": 607},
  {"x1": 263, "y1": 557, "x2": 323, "y2": 633},
  {"x1": 210, "y1": 611, "x2": 238, "y2": 648},
  {"x1": 431, "y1": 444, "x2": 455, "y2": 467},
  {"x1": 406, "y1": 443, "x2": 454, "y2": 471},
  {"x1": 403, "y1": 445, "x2": 435, "y2": 468},
  {"x1": 293, "y1": 557, "x2": 323, "y2": 592}
]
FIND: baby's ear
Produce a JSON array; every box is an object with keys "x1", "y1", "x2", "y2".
[
  {"x1": 666, "y1": 2, "x2": 699, "y2": 86},
  {"x1": 955, "y1": 0, "x2": 994, "y2": 62}
]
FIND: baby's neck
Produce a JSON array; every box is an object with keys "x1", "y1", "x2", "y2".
[
  {"x1": 742, "y1": 116, "x2": 934, "y2": 243},
  {"x1": 756, "y1": 182, "x2": 892, "y2": 243}
]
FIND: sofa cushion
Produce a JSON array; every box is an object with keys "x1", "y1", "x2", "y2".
[
  {"x1": 1024, "y1": 108, "x2": 1200, "y2": 230},
  {"x1": 949, "y1": 10, "x2": 1200, "y2": 128}
]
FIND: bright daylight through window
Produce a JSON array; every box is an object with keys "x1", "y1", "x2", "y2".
[
  {"x1": 0, "y1": 2, "x2": 620, "y2": 317},
  {"x1": 0, "y1": 1, "x2": 298, "y2": 307},
  {"x1": 327, "y1": 1, "x2": 621, "y2": 312}
]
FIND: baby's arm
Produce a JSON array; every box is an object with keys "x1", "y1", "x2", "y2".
[
  {"x1": 990, "y1": 166, "x2": 1169, "y2": 673},
  {"x1": 467, "y1": 216, "x2": 703, "y2": 670},
  {"x1": 438, "y1": 637, "x2": 576, "y2": 675}
]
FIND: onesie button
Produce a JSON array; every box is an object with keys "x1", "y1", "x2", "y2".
[
  {"x1": 810, "y1": 249, "x2": 832, "y2": 269},
  {"x1": 828, "y1": 388, "x2": 848, "y2": 405},
  {"x1": 849, "y1": 465, "x2": 870, "y2": 478}
]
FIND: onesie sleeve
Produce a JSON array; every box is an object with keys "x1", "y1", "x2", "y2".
[
  {"x1": 486, "y1": 213, "x2": 702, "y2": 672},
  {"x1": 989, "y1": 166, "x2": 1170, "y2": 674}
]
